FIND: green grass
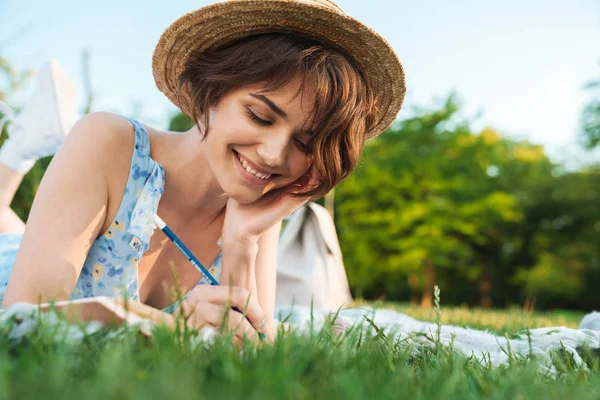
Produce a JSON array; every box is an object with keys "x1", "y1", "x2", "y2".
[
  {"x1": 357, "y1": 300, "x2": 586, "y2": 334},
  {"x1": 0, "y1": 303, "x2": 598, "y2": 399}
]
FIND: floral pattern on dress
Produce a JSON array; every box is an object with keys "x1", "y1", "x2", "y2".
[{"x1": 0, "y1": 117, "x2": 223, "y2": 312}]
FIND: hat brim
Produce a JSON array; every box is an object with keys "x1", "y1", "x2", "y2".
[{"x1": 152, "y1": 0, "x2": 406, "y2": 140}]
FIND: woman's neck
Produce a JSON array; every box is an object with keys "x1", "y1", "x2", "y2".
[{"x1": 150, "y1": 125, "x2": 228, "y2": 226}]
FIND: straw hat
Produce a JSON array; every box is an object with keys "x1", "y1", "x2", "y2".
[{"x1": 152, "y1": 0, "x2": 406, "y2": 140}]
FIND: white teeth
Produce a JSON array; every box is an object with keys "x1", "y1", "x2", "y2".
[{"x1": 237, "y1": 153, "x2": 272, "y2": 180}]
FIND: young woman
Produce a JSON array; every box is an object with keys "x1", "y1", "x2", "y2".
[{"x1": 0, "y1": 0, "x2": 406, "y2": 342}]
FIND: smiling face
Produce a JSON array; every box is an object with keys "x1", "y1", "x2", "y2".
[
  {"x1": 179, "y1": 33, "x2": 377, "y2": 202},
  {"x1": 203, "y1": 75, "x2": 316, "y2": 204}
]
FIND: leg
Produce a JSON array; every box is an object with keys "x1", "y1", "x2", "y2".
[
  {"x1": 0, "y1": 208, "x2": 25, "y2": 234},
  {"x1": 0, "y1": 162, "x2": 26, "y2": 233},
  {"x1": 0, "y1": 59, "x2": 78, "y2": 233}
]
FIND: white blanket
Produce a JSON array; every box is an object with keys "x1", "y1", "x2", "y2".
[{"x1": 275, "y1": 306, "x2": 600, "y2": 375}]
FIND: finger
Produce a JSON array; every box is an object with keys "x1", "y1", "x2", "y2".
[
  {"x1": 185, "y1": 318, "x2": 219, "y2": 337},
  {"x1": 175, "y1": 300, "x2": 213, "y2": 332},
  {"x1": 180, "y1": 301, "x2": 255, "y2": 343},
  {"x1": 288, "y1": 164, "x2": 321, "y2": 196},
  {"x1": 258, "y1": 321, "x2": 277, "y2": 344},
  {"x1": 186, "y1": 285, "x2": 266, "y2": 335},
  {"x1": 231, "y1": 335, "x2": 244, "y2": 348},
  {"x1": 208, "y1": 287, "x2": 267, "y2": 334},
  {"x1": 188, "y1": 284, "x2": 222, "y2": 300},
  {"x1": 178, "y1": 299, "x2": 211, "y2": 329},
  {"x1": 225, "y1": 309, "x2": 261, "y2": 343},
  {"x1": 201, "y1": 303, "x2": 260, "y2": 343},
  {"x1": 308, "y1": 163, "x2": 321, "y2": 186}
]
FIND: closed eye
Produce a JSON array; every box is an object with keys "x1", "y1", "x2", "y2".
[
  {"x1": 247, "y1": 107, "x2": 311, "y2": 153},
  {"x1": 245, "y1": 108, "x2": 272, "y2": 126},
  {"x1": 294, "y1": 138, "x2": 310, "y2": 153}
]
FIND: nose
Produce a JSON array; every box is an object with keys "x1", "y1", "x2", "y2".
[{"x1": 256, "y1": 131, "x2": 288, "y2": 168}]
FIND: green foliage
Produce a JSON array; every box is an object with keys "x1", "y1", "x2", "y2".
[
  {"x1": 581, "y1": 77, "x2": 600, "y2": 149},
  {"x1": 168, "y1": 112, "x2": 194, "y2": 132},
  {"x1": 0, "y1": 56, "x2": 34, "y2": 102},
  {"x1": 10, "y1": 157, "x2": 53, "y2": 222},
  {"x1": 511, "y1": 168, "x2": 600, "y2": 307},
  {"x1": 336, "y1": 95, "x2": 599, "y2": 310}
]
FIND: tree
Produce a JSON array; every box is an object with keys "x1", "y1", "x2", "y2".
[
  {"x1": 512, "y1": 168, "x2": 600, "y2": 310},
  {"x1": 580, "y1": 63, "x2": 600, "y2": 149},
  {"x1": 168, "y1": 112, "x2": 194, "y2": 132},
  {"x1": 0, "y1": 56, "x2": 33, "y2": 103},
  {"x1": 335, "y1": 95, "x2": 556, "y2": 308}
]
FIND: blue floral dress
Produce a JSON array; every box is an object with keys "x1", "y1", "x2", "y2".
[{"x1": 0, "y1": 117, "x2": 222, "y2": 312}]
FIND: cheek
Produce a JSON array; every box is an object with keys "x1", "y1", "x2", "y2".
[
  {"x1": 205, "y1": 121, "x2": 247, "y2": 158},
  {"x1": 295, "y1": 159, "x2": 313, "y2": 177},
  {"x1": 283, "y1": 154, "x2": 312, "y2": 183},
  {"x1": 218, "y1": 108, "x2": 256, "y2": 139}
]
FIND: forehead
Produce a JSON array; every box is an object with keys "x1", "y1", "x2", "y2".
[{"x1": 237, "y1": 75, "x2": 317, "y2": 114}]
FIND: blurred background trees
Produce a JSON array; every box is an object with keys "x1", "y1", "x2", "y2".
[
  {"x1": 581, "y1": 68, "x2": 600, "y2": 150},
  {"x1": 335, "y1": 94, "x2": 599, "y2": 311},
  {"x1": 2, "y1": 57, "x2": 599, "y2": 312}
]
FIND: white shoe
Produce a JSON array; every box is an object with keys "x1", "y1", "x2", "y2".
[{"x1": 0, "y1": 59, "x2": 78, "y2": 174}]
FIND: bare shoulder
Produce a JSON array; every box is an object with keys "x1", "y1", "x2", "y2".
[
  {"x1": 66, "y1": 112, "x2": 139, "y2": 174},
  {"x1": 62, "y1": 112, "x2": 141, "y2": 233},
  {"x1": 67, "y1": 112, "x2": 135, "y2": 154}
]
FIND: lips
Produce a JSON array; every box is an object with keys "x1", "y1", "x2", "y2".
[
  {"x1": 236, "y1": 152, "x2": 273, "y2": 179},
  {"x1": 233, "y1": 150, "x2": 278, "y2": 186}
]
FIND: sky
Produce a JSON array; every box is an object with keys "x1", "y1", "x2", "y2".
[{"x1": 1, "y1": 0, "x2": 600, "y2": 166}]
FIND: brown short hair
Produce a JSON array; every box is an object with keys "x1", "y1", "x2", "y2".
[{"x1": 178, "y1": 32, "x2": 378, "y2": 199}]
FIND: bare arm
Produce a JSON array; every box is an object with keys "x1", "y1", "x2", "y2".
[
  {"x1": 254, "y1": 221, "x2": 281, "y2": 325},
  {"x1": 220, "y1": 221, "x2": 281, "y2": 328},
  {"x1": 1, "y1": 112, "x2": 122, "y2": 308}
]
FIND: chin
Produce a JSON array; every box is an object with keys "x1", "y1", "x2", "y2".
[
  {"x1": 219, "y1": 178, "x2": 263, "y2": 204},
  {"x1": 228, "y1": 191, "x2": 262, "y2": 205}
]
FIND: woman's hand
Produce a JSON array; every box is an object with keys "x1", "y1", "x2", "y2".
[
  {"x1": 222, "y1": 164, "x2": 320, "y2": 246},
  {"x1": 218, "y1": 164, "x2": 319, "y2": 313},
  {"x1": 174, "y1": 284, "x2": 273, "y2": 344}
]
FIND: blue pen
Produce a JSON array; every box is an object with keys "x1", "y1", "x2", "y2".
[{"x1": 152, "y1": 214, "x2": 266, "y2": 341}]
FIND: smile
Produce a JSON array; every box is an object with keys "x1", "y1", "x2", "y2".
[{"x1": 234, "y1": 151, "x2": 277, "y2": 185}]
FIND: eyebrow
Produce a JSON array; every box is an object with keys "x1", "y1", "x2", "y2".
[
  {"x1": 250, "y1": 93, "x2": 314, "y2": 136},
  {"x1": 250, "y1": 93, "x2": 287, "y2": 119}
]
